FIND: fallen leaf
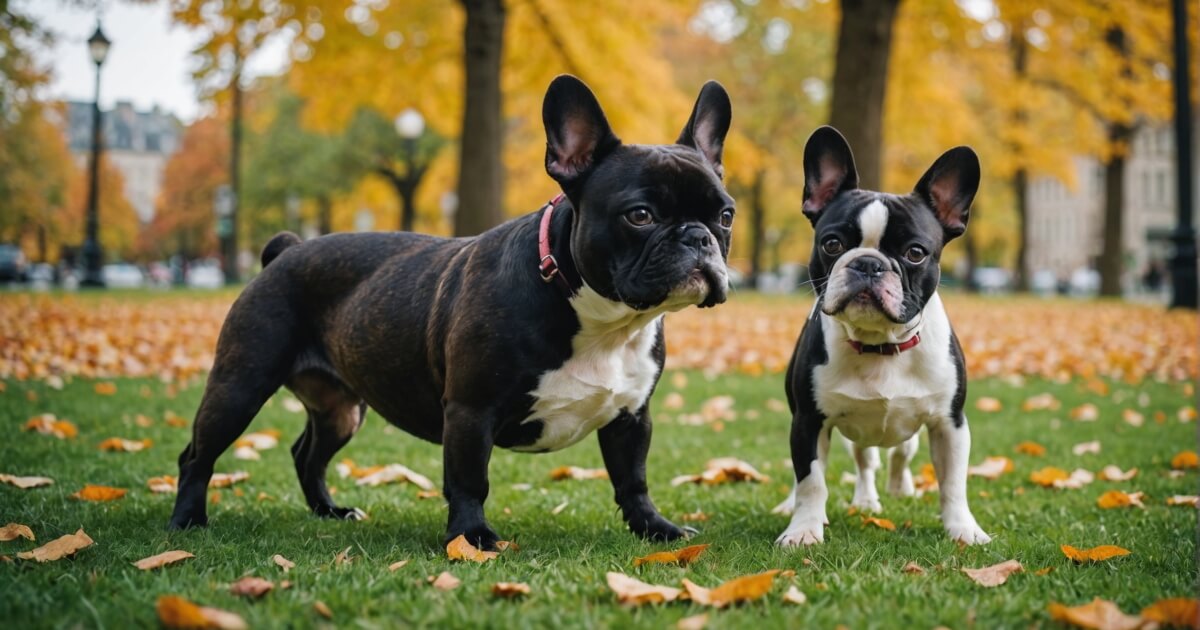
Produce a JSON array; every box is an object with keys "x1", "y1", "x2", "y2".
[
  {"x1": 157, "y1": 595, "x2": 248, "y2": 630},
  {"x1": 975, "y1": 397, "x2": 1002, "y2": 412},
  {"x1": 1057, "y1": 469, "x2": 1096, "y2": 489},
  {"x1": 862, "y1": 517, "x2": 896, "y2": 531},
  {"x1": 334, "y1": 546, "x2": 353, "y2": 565},
  {"x1": 607, "y1": 572, "x2": 682, "y2": 605},
  {"x1": 969, "y1": 456, "x2": 1015, "y2": 479},
  {"x1": 313, "y1": 601, "x2": 333, "y2": 619},
  {"x1": 282, "y1": 397, "x2": 305, "y2": 413},
  {"x1": 133, "y1": 550, "x2": 194, "y2": 570},
  {"x1": 1061, "y1": 544, "x2": 1131, "y2": 563},
  {"x1": 683, "y1": 570, "x2": 780, "y2": 608},
  {"x1": 902, "y1": 562, "x2": 926, "y2": 575},
  {"x1": 0, "y1": 474, "x2": 53, "y2": 489},
  {"x1": 495, "y1": 540, "x2": 520, "y2": 552},
  {"x1": 388, "y1": 560, "x2": 409, "y2": 572},
  {"x1": 98, "y1": 437, "x2": 152, "y2": 452},
  {"x1": 1070, "y1": 403, "x2": 1100, "y2": 422},
  {"x1": 165, "y1": 412, "x2": 189, "y2": 428},
  {"x1": 549, "y1": 466, "x2": 609, "y2": 481},
  {"x1": 446, "y1": 535, "x2": 498, "y2": 563},
  {"x1": 1022, "y1": 393, "x2": 1061, "y2": 411},
  {"x1": 355, "y1": 463, "x2": 436, "y2": 490},
  {"x1": 663, "y1": 392, "x2": 685, "y2": 410},
  {"x1": 1122, "y1": 409, "x2": 1145, "y2": 427},
  {"x1": 491, "y1": 582, "x2": 531, "y2": 598},
  {"x1": 16, "y1": 529, "x2": 93, "y2": 562},
  {"x1": 416, "y1": 490, "x2": 441, "y2": 499},
  {"x1": 1073, "y1": 441, "x2": 1102, "y2": 456},
  {"x1": 1179, "y1": 406, "x2": 1198, "y2": 423},
  {"x1": 1035, "y1": 567, "x2": 1055, "y2": 576},
  {"x1": 1031, "y1": 467, "x2": 1094, "y2": 489},
  {"x1": 961, "y1": 560, "x2": 1023, "y2": 587},
  {"x1": 1015, "y1": 442, "x2": 1046, "y2": 456},
  {"x1": 230, "y1": 576, "x2": 274, "y2": 598},
  {"x1": 233, "y1": 446, "x2": 260, "y2": 461},
  {"x1": 148, "y1": 475, "x2": 178, "y2": 493},
  {"x1": 1171, "y1": 451, "x2": 1199, "y2": 470},
  {"x1": 209, "y1": 472, "x2": 250, "y2": 488},
  {"x1": 71, "y1": 484, "x2": 127, "y2": 501},
  {"x1": 782, "y1": 585, "x2": 807, "y2": 605},
  {"x1": 1140, "y1": 598, "x2": 1200, "y2": 629},
  {"x1": 677, "y1": 613, "x2": 709, "y2": 630},
  {"x1": 914, "y1": 463, "x2": 939, "y2": 493},
  {"x1": 670, "y1": 457, "x2": 769, "y2": 486},
  {"x1": 1097, "y1": 490, "x2": 1146, "y2": 509},
  {"x1": 681, "y1": 511, "x2": 709, "y2": 522},
  {"x1": 1167, "y1": 495, "x2": 1200, "y2": 507},
  {"x1": 234, "y1": 431, "x2": 279, "y2": 451},
  {"x1": 429, "y1": 571, "x2": 461, "y2": 591},
  {"x1": 0, "y1": 523, "x2": 35, "y2": 542},
  {"x1": 94, "y1": 382, "x2": 117, "y2": 395},
  {"x1": 1098, "y1": 466, "x2": 1138, "y2": 481},
  {"x1": 633, "y1": 543, "x2": 710, "y2": 567},
  {"x1": 1047, "y1": 598, "x2": 1143, "y2": 630},
  {"x1": 273, "y1": 554, "x2": 295, "y2": 572},
  {"x1": 23, "y1": 414, "x2": 78, "y2": 439}
]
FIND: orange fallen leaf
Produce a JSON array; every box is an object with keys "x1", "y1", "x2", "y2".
[
  {"x1": 1171, "y1": 451, "x2": 1199, "y2": 470},
  {"x1": 273, "y1": 554, "x2": 295, "y2": 572},
  {"x1": 1121, "y1": 409, "x2": 1145, "y2": 427},
  {"x1": 549, "y1": 465, "x2": 609, "y2": 481},
  {"x1": 157, "y1": 595, "x2": 247, "y2": 630},
  {"x1": 0, "y1": 473, "x2": 53, "y2": 489},
  {"x1": 1047, "y1": 598, "x2": 1143, "y2": 630},
  {"x1": 16, "y1": 528, "x2": 93, "y2": 562},
  {"x1": 862, "y1": 517, "x2": 896, "y2": 531},
  {"x1": 677, "y1": 613, "x2": 709, "y2": 630},
  {"x1": 0, "y1": 523, "x2": 35, "y2": 542},
  {"x1": 71, "y1": 484, "x2": 127, "y2": 501},
  {"x1": 663, "y1": 392, "x2": 685, "y2": 410},
  {"x1": 98, "y1": 437, "x2": 152, "y2": 452},
  {"x1": 208, "y1": 471, "x2": 250, "y2": 488},
  {"x1": 914, "y1": 463, "x2": 939, "y2": 493},
  {"x1": 670, "y1": 457, "x2": 769, "y2": 486},
  {"x1": 607, "y1": 572, "x2": 681, "y2": 605},
  {"x1": 1015, "y1": 442, "x2": 1046, "y2": 456},
  {"x1": 234, "y1": 431, "x2": 279, "y2": 451},
  {"x1": 416, "y1": 489, "x2": 441, "y2": 499},
  {"x1": 233, "y1": 446, "x2": 260, "y2": 461},
  {"x1": 148, "y1": 475, "x2": 178, "y2": 494},
  {"x1": 495, "y1": 540, "x2": 520, "y2": 552},
  {"x1": 1096, "y1": 490, "x2": 1145, "y2": 509},
  {"x1": 1022, "y1": 393, "x2": 1061, "y2": 411},
  {"x1": 902, "y1": 562, "x2": 926, "y2": 575},
  {"x1": 446, "y1": 534, "x2": 498, "y2": 563},
  {"x1": 1072, "y1": 441, "x2": 1101, "y2": 456},
  {"x1": 230, "y1": 576, "x2": 274, "y2": 598},
  {"x1": 1167, "y1": 495, "x2": 1200, "y2": 507},
  {"x1": 682, "y1": 570, "x2": 780, "y2": 608},
  {"x1": 491, "y1": 582, "x2": 531, "y2": 598},
  {"x1": 313, "y1": 601, "x2": 333, "y2": 619},
  {"x1": 961, "y1": 560, "x2": 1023, "y2": 587},
  {"x1": 633, "y1": 543, "x2": 710, "y2": 567},
  {"x1": 388, "y1": 560, "x2": 409, "y2": 572},
  {"x1": 975, "y1": 397, "x2": 1002, "y2": 412},
  {"x1": 334, "y1": 546, "x2": 353, "y2": 565},
  {"x1": 1098, "y1": 466, "x2": 1138, "y2": 482},
  {"x1": 93, "y1": 382, "x2": 117, "y2": 395},
  {"x1": 1060, "y1": 544, "x2": 1131, "y2": 563},
  {"x1": 1140, "y1": 598, "x2": 1200, "y2": 629},
  {"x1": 1178, "y1": 406, "x2": 1199, "y2": 423},
  {"x1": 354, "y1": 463, "x2": 436, "y2": 490},
  {"x1": 429, "y1": 571, "x2": 462, "y2": 591},
  {"x1": 969, "y1": 456, "x2": 1014, "y2": 479},
  {"x1": 133, "y1": 550, "x2": 194, "y2": 570},
  {"x1": 681, "y1": 511, "x2": 709, "y2": 522},
  {"x1": 782, "y1": 585, "x2": 807, "y2": 605},
  {"x1": 1030, "y1": 467, "x2": 1070, "y2": 486},
  {"x1": 1070, "y1": 403, "x2": 1100, "y2": 422},
  {"x1": 1034, "y1": 567, "x2": 1055, "y2": 576},
  {"x1": 165, "y1": 413, "x2": 189, "y2": 428},
  {"x1": 23, "y1": 414, "x2": 78, "y2": 439}
]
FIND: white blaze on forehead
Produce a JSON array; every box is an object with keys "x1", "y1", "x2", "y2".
[{"x1": 858, "y1": 200, "x2": 888, "y2": 249}]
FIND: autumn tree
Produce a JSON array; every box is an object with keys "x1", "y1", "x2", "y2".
[{"x1": 145, "y1": 116, "x2": 228, "y2": 261}]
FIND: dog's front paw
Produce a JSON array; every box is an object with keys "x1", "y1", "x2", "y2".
[
  {"x1": 316, "y1": 505, "x2": 369, "y2": 521},
  {"x1": 445, "y1": 523, "x2": 502, "y2": 551},
  {"x1": 945, "y1": 519, "x2": 991, "y2": 545},
  {"x1": 775, "y1": 521, "x2": 824, "y2": 547},
  {"x1": 629, "y1": 512, "x2": 692, "y2": 542}
]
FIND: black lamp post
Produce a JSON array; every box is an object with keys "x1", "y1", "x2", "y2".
[
  {"x1": 394, "y1": 108, "x2": 427, "y2": 233},
  {"x1": 81, "y1": 23, "x2": 110, "y2": 287},
  {"x1": 1169, "y1": 0, "x2": 1197, "y2": 309}
]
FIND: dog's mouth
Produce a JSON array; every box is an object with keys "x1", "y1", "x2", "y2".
[
  {"x1": 823, "y1": 276, "x2": 907, "y2": 324},
  {"x1": 674, "y1": 264, "x2": 728, "y2": 309}
]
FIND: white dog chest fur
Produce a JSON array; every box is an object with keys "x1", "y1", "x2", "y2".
[{"x1": 513, "y1": 286, "x2": 664, "y2": 453}]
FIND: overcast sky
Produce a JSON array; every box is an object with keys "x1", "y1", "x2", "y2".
[{"x1": 18, "y1": 0, "x2": 290, "y2": 122}]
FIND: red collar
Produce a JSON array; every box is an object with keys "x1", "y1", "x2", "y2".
[
  {"x1": 538, "y1": 194, "x2": 574, "y2": 295},
  {"x1": 847, "y1": 332, "x2": 921, "y2": 356}
]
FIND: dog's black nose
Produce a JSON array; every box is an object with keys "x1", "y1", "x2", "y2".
[
  {"x1": 848, "y1": 256, "x2": 886, "y2": 278},
  {"x1": 680, "y1": 225, "x2": 712, "y2": 249}
]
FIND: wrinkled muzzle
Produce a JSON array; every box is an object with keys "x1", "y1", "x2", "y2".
[{"x1": 821, "y1": 250, "x2": 906, "y2": 325}]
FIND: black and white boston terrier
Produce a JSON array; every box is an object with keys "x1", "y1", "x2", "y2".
[
  {"x1": 168, "y1": 75, "x2": 736, "y2": 550},
  {"x1": 774, "y1": 126, "x2": 991, "y2": 547}
]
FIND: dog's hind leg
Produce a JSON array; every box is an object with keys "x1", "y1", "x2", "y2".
[
  {"x1": 290, "y1": 375, "x2": 367, "y2": 520},
  {"x1": 847, "y1": 436, "x2": 883, "y2": 513},
  {"x1": 887, "y1": 434, "x2": 919, "y2": 497}
]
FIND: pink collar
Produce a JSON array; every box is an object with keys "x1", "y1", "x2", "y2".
[
  {"x1": 537, "y1": 194, "x2": 573, "y2": 294},
  {"x1": 847, "y1": 333, "x2": 921, "y2": 356}
]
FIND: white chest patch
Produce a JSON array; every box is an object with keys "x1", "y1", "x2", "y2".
[
  {"x1": 513, "y1": 286, "x2": 663, "y2": 453},
  {"x1": 814, "y1": 294, "x2": 959, "y2": 447}
]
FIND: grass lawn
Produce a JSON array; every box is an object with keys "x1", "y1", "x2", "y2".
[{"x1": 0, "y1": 366, "x2": 1196, "y2": 627}]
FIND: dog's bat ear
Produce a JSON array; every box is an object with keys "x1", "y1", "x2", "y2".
[
  {"x1": 802, "y1": 126, "x2": 858, "y2": 225},
  {"x1": 914, "y1": 146, "x2": 979, "y2": 241},
  {"x1": 543, "y1": 75, "x2": 621, "y2": 189},
  {"x1": 677, "y1": 80, "x2": 732, "y2": 179}
]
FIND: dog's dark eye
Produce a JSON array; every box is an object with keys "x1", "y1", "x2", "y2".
[
  {"x1": 625, "y1": 208, "x2": 653, "y2": 227},
  {"x1": 821, "y1": 237, "x2": 844, "y2": 256},
  {"x1": 905, "y1": 246, "x2": 928, "y2": 264},
  {"x1": 719, "y1": 209, "x2": 734, "y2": 229}
]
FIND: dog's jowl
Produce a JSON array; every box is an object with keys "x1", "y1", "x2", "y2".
[
  {"x1": 167, "y1": 75, "x2": 735, "y2": 550},
  {"x1": 775, "y1": 126, "x2": 990, "y2": 547}
]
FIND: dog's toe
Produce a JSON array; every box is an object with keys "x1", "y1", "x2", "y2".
[
  {"x1": 775, "y1": 522, "x2": 824, "y2": 547},
  {"x1": 946, "y1": 521, "x2": 991, "y2": 545}
]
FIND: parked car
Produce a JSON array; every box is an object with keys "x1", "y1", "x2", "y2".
[
  {"x1": 0, "y1": 244, "x2": 28, "y2": 282},
  {"x1": 186, "y1": 263, "x2": 225, "y2": 289},
  {"x1": 1030, "y1": 269, "x2": 1058, "y2": 295},
  {"x1": 102, "y1": 263, "x2": 145, "y2": 289},
  {"x1": 971, "y1": 267, "x2": 1013, "y2": 293},
  {"x1": 1069, "y1": 267, "x2": 1101, "y2": 296}
]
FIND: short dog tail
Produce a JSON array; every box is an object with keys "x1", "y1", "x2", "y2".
[{"x1": 261, "y1": 232, "x2": 302, "y2": 268}]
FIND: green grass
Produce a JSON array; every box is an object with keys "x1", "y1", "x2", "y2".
[{"x1": 0, "y1": 371, "x2": 1195, "y2": 629}]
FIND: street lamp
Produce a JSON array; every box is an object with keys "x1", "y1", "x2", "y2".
[
  {"x1": 394, "y1": 108, "x2": 426, "y2": 233},
  {"x1": 1169, "y1": 0, "x2": 1197, "y2": 309},
  {"x1": 81, "y1": 22, "x2": 111, "y2": 287}
]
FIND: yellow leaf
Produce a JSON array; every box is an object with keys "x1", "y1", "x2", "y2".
[
  {"x1": 1171, "y1": 451, "x2": 1199, "y2": 470},
  {"x1": 1140, "y1": 598, "x2": 1200, "y2": 629},
  {"x1": 684, "y1": 570, "x2": 780, "y2": 608},
  {"x1": 133, "y1": 550, "x2": 194, "y2": 570},
  {"x1": 1047, "y1": 598, "x2": 1143, "y2": 630},
  {"x1": 1096, "y1": 490, "x2": 1145, "y2": 509},
  {"x1": 549, "y1": 465, "x2": 609, "y2": 481},
  {"x1": 93, "y1": 382, "x2": 117, "y2": 395},
  {"x1": 633, "y1": 543, "x2": 710, "y2": 567},
  {"x1": 862, "y1": 517, "x2": 896, "y2": 531},
  {"x1": 446, "y1": 535, "x2": 498, "y2": 563},
  {"x1": 98, "y1": 437, "x2": 152, "y2": 452},
  {"x1": 491, "y1": 582, "x2": 531, "y2": 598},
  {"x1": 1060, "y1": 544, "x2": 1131, "y2": 563},
  {"x1": 71, "y1": 484, "x2": 127, "y2": 501},
  {"x1": 606, "y1": 572, "x2": 681, "y2": 605},
  {"x1": 388, "y1": 560, "x2": 409, "y2": 571},
  {"x1": 975, "y1": 397, "x2": 1002, "y2": 412},
  {"x1": 1030, "y1": 467, "x2": 1070, "y2": 486},
  {"x1": 156, "y1": 595, "x2": 215, "y2": 630},
  {"x1": 16, "y1": 528, "x2": 93, "y2": 562},
  {"x1": 0, "y1": 523, "x2": 35, "y2": 542},
  {"x1": 1015, "y1": 441, "x2": 1046, "y2": 456},
  {"x1": 961, "y1": 560, "x2": 1023, "y2": 587},
  {"x1": 23, "y1": 415, "x2": 77, "y2": 439}
]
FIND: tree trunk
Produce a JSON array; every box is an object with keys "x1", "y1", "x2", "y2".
[
  {"x1": 1013, "y1": 167, "x2": 1031, "y2": 291},
  {"x1": 455, "y1": 0, "x2": 506, "y2": 236},
  {"x1": 226, "y1": 56, "x2": 242, "y2": 284},
  {"x1": 1099, "y1": 123, "x2": 1132, "y2": 297},
  {"x1": 317, "y1": 194, "x2": 332, "y2": 235},
  {"x1": 747, "y1": 169, "x2": 766, "y2": 288},
  {"x1": 828, "y1": 0, "x2": 901, "y2": 190}
]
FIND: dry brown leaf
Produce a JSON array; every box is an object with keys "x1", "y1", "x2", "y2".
[
  {"x1": 681, "y1": 511, "x2": 709, "y2": 522},
  {"x1": 148, "y1": 475, "x2": 178, "y2": 494},
  {"x1": 1097, "y1": 490, "x2": 1145, "y2": 509},
  {"x1": 133, "y1": 550, "x2": 194, "y2": 570},
  {"x1": 961, "y1": 559, "x2": 1023, "y2": 587},
  {"x1": 633, "y1": 543, "x2": 710, "y2": 567},
  {"x1": 1073, "y1": 441, "x2": 1102, "y2": 456},
  {"x1": 663, "y1": 392, "x2": 685, "y2": 410},
  {"x1": 94, "y1": 382, "x2": 117, "y2": 395},
  {"x1": 334, "y1": 546, "x2": 353, "y2": 565},
  {"x1": 782, "y1": 585, "x2": 807, "y2": 605},
  {"x1": 1030, "y1": 467, "x2": 1069, "y2": 486},
  {"x1": 1098, "y1": 466, "x2": 1138, "y2": 481},
  {"x1": 233, "y1": 446, "x2": 260, "y2": 461},
  {"x1": 1015, "y1": 442, "x2": 1046, "y2": 456},
  {"x1": 670, "y1": 457, "x2": 769, "y2": 486},
  {"x1": 208, "y1": 471, "x2": 249, "y2": 488},
  {"x1": 0, "y1": 473, "x2": 53, "y2": 489},
  {"x1": 1179, "y1": 406, "x2": 1199, "y2": 423},
  {"x1": 273, "y1": 554, "x2": 295, "y2": 572},
  {"x1": 975, "y1": 397, "x2": 1002, "y2": 412},
  {"x1": 0, "y1": 523, "x2": 34, "y2": 542},
  {"x1": 1060, "y1": 544, "x2": 1131, "y2": 563},
  {"x1": 156, "y1": 595, "x2": 249, "y2": 630},
  {"x1": 862, "y1": 516, "x2": 896, "y2": 531},
  {"x1": 1122, "y1": 409, "x2": 1145, "y2": 427},
  {"x1": 491, "y1": 582, "x2": 531, "y2": 598},
  {"x1": 1047, "y1": 598, "x2": 1144, "y2": 630},
  {"x1": 969, "y1": 456, "x2": 1015, "y2": 479},
  {"x1": 416, "y1": 489, "x2": 441, "y2": 499},
  {"x1": 98, "y1": 437, "x2": 152, "y2": 452},
  {"x1": 1167, "y1": 495, "x2": 1200, "y2": 507},
  {"x1": 548, "y1": 465, "x2": 609, "y2": 481},
  {"x1": 313, "y1": 601, "x2": 333, "y2": 619},
  {"x1": 1022, "y1": 393, "x2": 1061, "y2": 411},
  {"x1": 677, "y1": 613, "x2": 709, "y2": 630},
  {"x1": 230, "y1": 576, "x2": 274, "y2": 598},
  {"x1": 234, "y1": 431, "x2": 279, "y2": 451},
  {"x1": 1070, "y1": 403, "x2": 1100, "y2": 422},
  {"x1": 429, "y1": 571, "x2": 461, "y2": 591},
  {"x1": 1171, "y1": 451, "x2": 1199, "y2": 470},
  {"x1": 495, "y1": 540, "x2": 520, "y2": 552},
  {"x1": 23, "y1": 415, "x2": 78, "y2": 439},
  {"x1": 354, "y1": 463, "x2": 435, "y2": 490},
  {"x1": 1140, "y1": 598, "x2": 1200, "y2": 629},
  {"x1": 606, "y1": 572, "x2": 682, "y2": 605},
  {"x1": 446, "y1": 535, "x2": 498, "y2": 563},
  {"x1": 902, "y1": 562, "x2": 926, "y2": 575},
  {"x1": 17, "y1": 529, "x2": 93, "y2": 562},
  {"x1": 388, "y1": 560, "x2": 409, "y2": 572},
  {"x1": 71, "y1": 484, "x2": 127, "y2": 501},
  {"x1": 1035, "y1": 567, "x2": 1055, "y2": 576},
  {"x1": 683, "y1": 570, "x2": 780, "y2": 608}
]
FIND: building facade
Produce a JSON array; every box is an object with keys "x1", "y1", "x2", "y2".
[{"x1": 65, "y1": 101, "x2": 182, "y2": 223}]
